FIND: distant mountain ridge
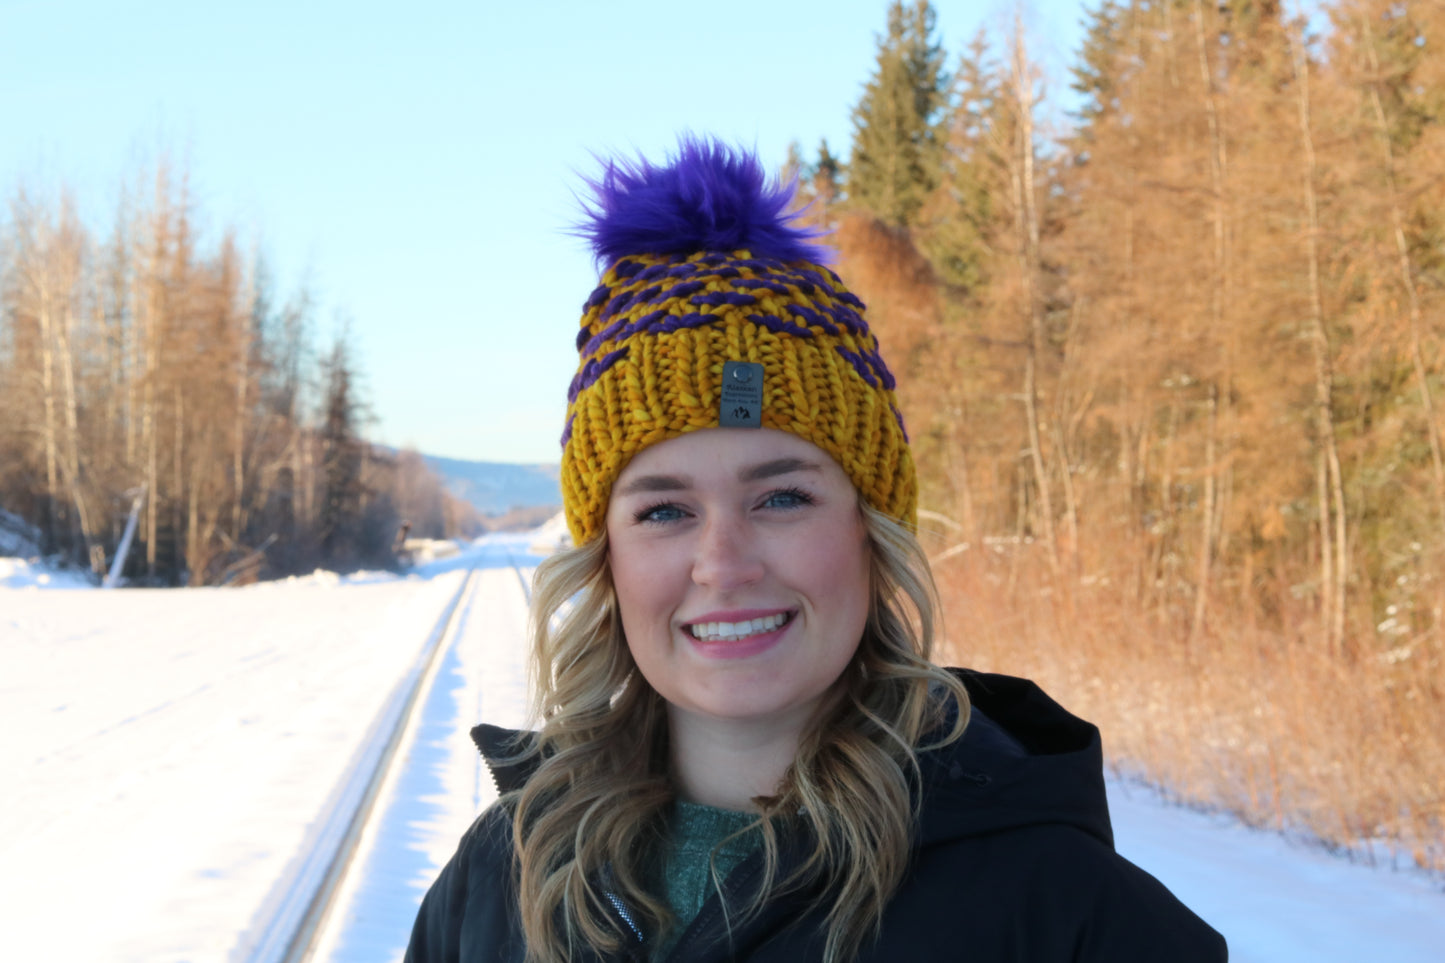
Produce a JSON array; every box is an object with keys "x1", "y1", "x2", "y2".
[{"x1": 423, "y1": 454, "x2": 561, "y2": 516}]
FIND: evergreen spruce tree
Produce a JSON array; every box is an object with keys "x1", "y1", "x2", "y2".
[
  {"x1": 813, "y1": 138, "x2": 842, "y2": 206},
  {"x1": 847, "y1": 0, "x2": 950, "y2": 228},
  {"x1": 319, "y1": 334, "x2": 364, "y2": 563},
  {"x1": 920, "y1": 28, "x2": 1001, "y2": 293},
  {"x1": 1070, "y1": 0, "x2": 1130, "y2": 132}
]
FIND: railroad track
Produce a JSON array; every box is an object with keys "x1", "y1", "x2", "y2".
[{"x1": 240, "y1": 564, "x2": 489, "y2": 963}]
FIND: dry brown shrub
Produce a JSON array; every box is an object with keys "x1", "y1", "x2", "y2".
[
  {"x1": 830, "y1": 212, "x2": 943, "y2": 381},
  {"x1": 929, "y1": 530, "x2": 1445, "y2": 873}
]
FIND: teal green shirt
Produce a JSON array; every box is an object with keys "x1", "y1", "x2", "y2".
[{"x1": 653, "y1": 800, "x2": 761, "y2": 960}]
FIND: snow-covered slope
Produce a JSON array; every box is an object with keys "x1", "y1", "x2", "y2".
[{"x1": 0, "y1": 561, "x2": 468, "y2": 961}]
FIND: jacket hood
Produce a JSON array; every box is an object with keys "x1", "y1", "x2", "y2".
[
  {"x1": 470, "y1": 669, "x2": 1113, "y2": 851},
  {"x1": 914, "y1": 670, "x2": 1113, "y2": 850}
]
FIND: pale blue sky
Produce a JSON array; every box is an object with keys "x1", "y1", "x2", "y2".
[{"x1": 1, "y1": 0, "x2": 1088, "y2": 464}]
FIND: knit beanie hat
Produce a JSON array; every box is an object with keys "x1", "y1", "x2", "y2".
[{"x1": 561, "y1": 137, "x2": 915, "y2": 545}]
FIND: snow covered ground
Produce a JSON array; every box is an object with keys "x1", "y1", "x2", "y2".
[
  {"x1": 1107, "y1": 780, "x2": 1444, "y2": 962},
  {"x1": 2, "y1": 532, "x2": 1442, "y2": 961}
]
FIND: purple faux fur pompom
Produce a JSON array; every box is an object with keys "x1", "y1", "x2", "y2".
[{"x1": 577, "y1": 136, "x2": 832, "y2": 268}]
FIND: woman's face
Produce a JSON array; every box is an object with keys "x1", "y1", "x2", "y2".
[{"x1": 605, "y1": 427, "x2": 871, "y2": 736}]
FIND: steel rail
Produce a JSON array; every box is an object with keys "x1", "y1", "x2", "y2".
[{"x1": 240, "y1": 565, "x2": 480, "y2": 963}]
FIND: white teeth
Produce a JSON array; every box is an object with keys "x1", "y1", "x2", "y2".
[{"x1": 688, "y1": 613, "x2": 788, "y2": 642}]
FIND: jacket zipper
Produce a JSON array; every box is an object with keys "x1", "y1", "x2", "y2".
[{"x1": 605, "y1": 889, "x2": 645, "y2": 943}]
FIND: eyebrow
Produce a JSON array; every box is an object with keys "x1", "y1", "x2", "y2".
[
  {"x1": 615, "y1": 457, "x2": 823, "y2": 497},
  {"x1": 739, "y1": 457, "x2": 824, "y2": 482},
  {"x1": 615, "y1": 474, "x2": 690, "y2": 496}
]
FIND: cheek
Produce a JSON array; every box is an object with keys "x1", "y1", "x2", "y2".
[
  {"x1": 608, "y1": 541, "x2": 675, "y2": 639},
  {"x1": 799, "y1": 518, "x2": 872, "y2": 629}
]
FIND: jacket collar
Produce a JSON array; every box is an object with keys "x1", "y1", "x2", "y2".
[{"x1": 470, "y1": 668, "x2": 1114, "y2": 851}]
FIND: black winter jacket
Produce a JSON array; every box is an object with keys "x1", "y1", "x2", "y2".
[{"x1": 404, "y1": 671, "x2": 1228, "y2": 962}]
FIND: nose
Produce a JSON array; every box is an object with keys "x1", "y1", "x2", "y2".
[{"x1": 690, "y1": 514, "x2": 765, "y2": 591}]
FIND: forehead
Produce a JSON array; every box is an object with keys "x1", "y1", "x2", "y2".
[{"x1": 614, "y1": 428, "x2": 848, "y2": 484}]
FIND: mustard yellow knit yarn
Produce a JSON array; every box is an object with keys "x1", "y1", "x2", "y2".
[{"x1": 560, "y1": 248, "x2": 915, "y2": 545}]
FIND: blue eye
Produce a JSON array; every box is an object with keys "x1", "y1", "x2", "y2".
[
  {"x1": 761, "y1": 488, "x2": 814, "y2": 510},
  {"x1": 634, "y1": 502, "x2": 688, "y2": 524}
]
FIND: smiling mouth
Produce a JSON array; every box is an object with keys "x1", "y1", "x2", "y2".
[{"x1": 684, "y1": 611, "x2": 793, "y2": 643}]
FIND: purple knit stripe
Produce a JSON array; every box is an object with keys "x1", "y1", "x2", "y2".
[
  {"x1": 591, "y1": 283, "x2": 865, "y2": 358},
  {"x1": 653, "y1": 311, "x2": 720, "y2": 334},
  {"x1": 634, "y1": 261, "x2": 703, "y2": 284},
  {"x1": 579, "y1": 256, "x2": 872, "y2": 364},
  {"x1": 634, "y1": 308, "x2": 670, "y2": 328},
  {"x1": 834, "y1": 346, "x2": 880, "y2": 388},
  {"x1": 804, "y1": 297, "x2": 874, "y2": 340},
  {"x1": 582, "y1": 315, "x2": 631, "y2": 356},
  {"x1": 831, "y1": 302, "x2": 870, "y2": 337},
  {"x1": 567, "y1": 346, "x2": 630, "y2": 403},
  {"x1": 653, "y1": 262, "x2": 844, "y2": 313},
  {"x1": 872, "y1": 346, "x2": 898, "y2": 389},
  {"x1": 662, "y1": 263, "x2": 707, "y2": 281},
  {"x1": 837, "y1": 342, "x2": 901, "y2": 392},
  {"x1": 784, "y1": 303, "x2": 841, "y2": 337},
  {"x1": 747, "y1": 313, "x2": 815, "y2": 338},
  {"x1": 621, "y1": 255, "x2": 849, "y2": 299},
  {"x1": 614, "y1": 259, "x2": 644, "y2": 279},
  {"x1": 600, "y1": 290, "x2": 637, "y2": 321},
  {"x1": 581, "y1": 280, "x2": 709, "y2": 355},
  {"x1": 733, "y1": 278, "x2": 793, "y2": 295},
  {"x1": 890, "y1": 403, "x2": 910, "y2": 442},
  {"x1": 711, "y1": 256, "x2": 783, "y2": 274},
  {"x1": 635, "y1": 256, "x2": 828, "y2": 293},
  {"x1": 583, "y1": 284, "x2": 610, "y2": 312},
  {"x1": 560, "y1": 413, "x2": 575, "y2": 448},
  {"x1": 635, "y1": 263, "x2": 674, "y2": 283},
  {"x1": 691, "y1": 291, "x2": 757, "y2": 307},
  {"x1": 792, "y1": 267, "x2": 834, "y2": 291},
  {"x1": 850, "y1": 342, "x2": 897, "y2": 390},
  {"x1": 580, "y1": 305, "x2": 661, "y2": 354},
  {"x1": 702, "y1": 256, "x2": 826, "y2": 297},
  {"x1": 583, "y1": 310, "x2": 723, "y2": 358},
  {"x1": 586, "y1": 288, "x2": 694, "y2": 351},
  {"x1": 665, "y1": 280, "x2": 707, "y2": 299}
]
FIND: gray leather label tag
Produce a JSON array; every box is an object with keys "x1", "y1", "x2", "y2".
[{"x1": 719, "y1": 361, "x2": 764, "y2": 428}]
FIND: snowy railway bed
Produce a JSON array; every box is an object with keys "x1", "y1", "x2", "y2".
[
  {"x1": 3, "y1": 530, "x2": 1444, "y2": 961},
  {"x1": 241, "y1": 565, "x2": 481, "y2": 963},
  {"x1": 0, "y1": 533, "x2": 541, "y2": 963}
]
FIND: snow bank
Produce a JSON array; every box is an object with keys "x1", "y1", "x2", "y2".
[
  {"x1": 1107, "y1": 778, "x2": 1445, "y2": 962},
  {"x1": 0, "y1": 556, "x2": 96, "y2": 589},
  {"x1": 403, "y1": 538, "x2": 462, "y2": 565},
  {"x1": 0, "y1": 510, "x2": 94, "y2": 588},
  {"x1": 0, "y1": 507, "x2": 40, "y2": 556},
  {"x1": 528, "y1": 510, "x2": 572, "y2": 555}
]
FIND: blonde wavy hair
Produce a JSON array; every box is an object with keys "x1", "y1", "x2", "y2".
[{"x1": 506, "y1": 503, "x2": 970, "y2": 963}]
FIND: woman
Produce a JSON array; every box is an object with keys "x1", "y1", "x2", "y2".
[{"x1": 405, "y1": 138, "x2": 1227, "y2": 963}]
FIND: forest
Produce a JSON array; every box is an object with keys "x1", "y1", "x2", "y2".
[
  {"x1": 0, "y1": 162, "x2": 478, "y2": 586},
  {"x1": 799, "y1": 0, "x2": 1444, "y2": 871}
]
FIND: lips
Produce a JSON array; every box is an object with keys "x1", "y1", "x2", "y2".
[
  {"x1": 680, "y1": 608, "x2": 796, "y2": 661},
  {"x1": 685, "y1": 611, "x2": 793, "y2": 642}
]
